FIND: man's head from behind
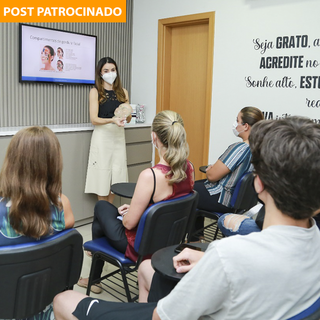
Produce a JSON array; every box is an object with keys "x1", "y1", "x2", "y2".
[{"x1": 249, "y1": 116, "x2": 320, "y2": 220}]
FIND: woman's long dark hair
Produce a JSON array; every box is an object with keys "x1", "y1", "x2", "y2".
[{"x1": 95, "y1": 57, "x2": 127, "y2": 104}]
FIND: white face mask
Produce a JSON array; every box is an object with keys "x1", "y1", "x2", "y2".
[
  {"x1": 101, "y1": 72, "x2": 117, "y2": 85},
  {"x1": 232, "y1": 120, "x2": 244, "y2": 137}
]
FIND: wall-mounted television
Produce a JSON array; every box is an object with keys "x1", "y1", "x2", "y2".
[{"x1": 19, "y1": 24, "x2": 97, "y2": 85}]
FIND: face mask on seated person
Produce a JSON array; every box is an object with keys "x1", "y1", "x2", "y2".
[{"x1": 232, "y1": 121, "x2": 244, "y2": 137}]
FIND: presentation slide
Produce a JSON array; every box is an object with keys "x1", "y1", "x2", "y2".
[{"x1": 20, "y1": 24, "x2": 96, "y2": 84}]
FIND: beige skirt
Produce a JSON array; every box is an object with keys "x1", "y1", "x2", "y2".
[{"x1": 85, "y1": 123, "x2": 128, "y2": 196}]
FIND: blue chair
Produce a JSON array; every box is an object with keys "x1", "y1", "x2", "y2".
[
  {"x1": 286, "y1": 296, "x2": 320, "y2": 320},
  {"x1": 189, "y1": 172, "x2": 257, "y2": 241},
  {"x1": 83, "y1": 191, "x2": 199, "y2": 302},
  {"x1": 0, "y1": 229, "x2": 83, "y2": 319}
]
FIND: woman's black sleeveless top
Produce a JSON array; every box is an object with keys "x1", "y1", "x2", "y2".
[{"x1": 98, "y1": 89, "x2": 121, "y2": 118}]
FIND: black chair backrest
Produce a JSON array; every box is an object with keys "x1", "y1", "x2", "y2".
[
  {"x1": 135, "y1": 192, "x2": 198, "y2": 258},
  {"x1": 231, "y1": 172, "x2": 258, "y2": 212},
  {"x1": 0, "y1": 229, "x2": 83, "y2": 319}
]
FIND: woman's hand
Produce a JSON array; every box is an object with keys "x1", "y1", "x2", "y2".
[
  {"x1": 113, "y1": 117, "x2": 126, "y2": 127},
  {"x1": 118, "y1": 204, "x2": 130, "y2": 216},
  {"x1": 173, "y1": 248, "x2": 204, "y2": 273}
]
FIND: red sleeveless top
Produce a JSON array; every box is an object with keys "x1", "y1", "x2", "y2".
[{"x1": 125, "y1": 161, "x2": 194, "y2": 261}]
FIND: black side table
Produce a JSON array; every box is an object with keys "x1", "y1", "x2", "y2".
[
  {"x1": 111, "y1": 182, "x2": 136, "y2": 198},
  {"x1": 199, "y1": 166, "x2": 208, "y2": 173},
  {"x1": 151, "y1": 243, "x2": 209, "y2": 282}
]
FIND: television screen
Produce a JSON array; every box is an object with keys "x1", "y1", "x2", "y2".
[{"x1": 19, "y1": 24, "x2": 97, "y2": 85}]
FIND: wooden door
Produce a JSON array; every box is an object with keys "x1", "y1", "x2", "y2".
[{"x1": 157, "y1": 12, "x2": 215, "y2": 180}]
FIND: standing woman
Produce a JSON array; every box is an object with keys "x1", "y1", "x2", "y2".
[{"x1": 85, "y1": 57, "x2": 130, "y2": 203}]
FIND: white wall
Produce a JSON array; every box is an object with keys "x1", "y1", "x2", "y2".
[{"x1": 131, "y1": 0, "x2": 320, "y2": 162}]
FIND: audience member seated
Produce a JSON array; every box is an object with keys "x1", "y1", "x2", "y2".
[
  {"x1": 192, "y1": 107, "x2": 264, "y2": 239},
  {"x1": 138, "y1": 204, "x2": 265, "y2": 303},
  {"x1": 54, "y1": 116, "x2": 320, "y2": 320},
  {"x1": 0, "y1": 126, "x2": 75, "y2": 319},
  {"x1": 77, "y1": 110, "x2": 195, "y2": 294}
]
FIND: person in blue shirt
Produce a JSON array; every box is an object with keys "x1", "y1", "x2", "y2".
[{"x1": 192, "y1": 107, "x2": 264, "y2": 239}]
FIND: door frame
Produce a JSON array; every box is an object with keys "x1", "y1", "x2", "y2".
[{"x1": 156, "y1": 12, "x2": 215, "y2": 165}]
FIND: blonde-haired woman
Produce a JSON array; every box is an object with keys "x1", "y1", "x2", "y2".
[
  {"x1": 78, "y1": 110, "x2": 194, "y2": 293},
  {"x1": 138, "y1": 107, "x2": 264, "y2": 302},
  {"x1": 0, "y1": 126, "x2": 74, "y2": 318}
]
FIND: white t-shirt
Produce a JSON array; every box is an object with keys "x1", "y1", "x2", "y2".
[{"x1": 157, "y1": 219, "x2": 320, "y2": 320}]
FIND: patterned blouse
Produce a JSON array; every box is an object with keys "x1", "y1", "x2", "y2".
[
  {"x1": 204, "y1": 142, "x2": 253, "y2": 207},
  {"x1": 0, "y1": 197, "x2": 66, "y2": 246}
]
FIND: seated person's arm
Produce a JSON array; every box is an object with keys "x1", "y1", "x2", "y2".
[
  {"x1": 61, "y1": 194, "x2": 75, "y2": 228},
  {"x1": 189, "y1": 161, "x2": 196, "y2": 185},
  {"x1": 122, "y1": 169, "x2": 154, "y2": 230},
  {"x1": 173, "y1": 248, "x2": 205, "y2": 273},
  {"x1": 151, "y1": 248, "x2": 204, "y2": 318},
  {"x1": 155, "y1": 245, "x2": 230, "y2": 320},
  {"x1": 206, "y1": 159, "x2": 231, "y2": 183}
]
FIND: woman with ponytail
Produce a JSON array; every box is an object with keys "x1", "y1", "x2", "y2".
[
  {"x1": 137, "y1": 106, "x2": 264, "y2": 302},
  {"x1": 78, "y1": 110, "x2": 194, "y2": 293}
]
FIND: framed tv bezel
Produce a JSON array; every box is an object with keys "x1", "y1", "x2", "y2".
[{"x1": 19, "y1": 23, "x2": 97, "y2": 85}]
